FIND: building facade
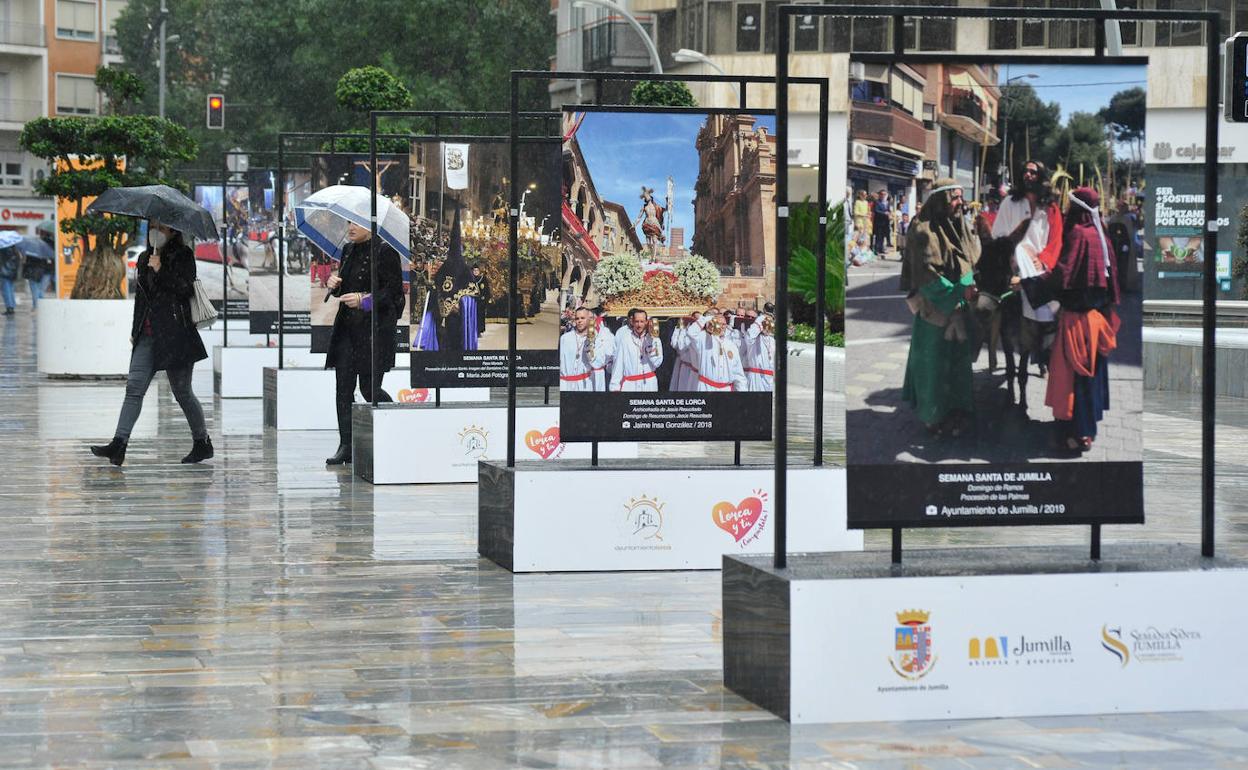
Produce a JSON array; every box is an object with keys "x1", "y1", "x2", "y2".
[{"x1": 0, "y1": 0, "x2": 126, "y2": 236}]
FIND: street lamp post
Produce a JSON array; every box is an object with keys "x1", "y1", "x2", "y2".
[
  {"x1": 158, "y1": 0, "x2": 167, "y2": 118},
  {"x1": 672, "y1": 48, "x2": 725, "y2": 75},
  {"x1": 572, "y1": 0, "x2": 663, "y2": 74},
  {"x1": 999, "y1": 72, "x2": 1038, "y2": 185}
]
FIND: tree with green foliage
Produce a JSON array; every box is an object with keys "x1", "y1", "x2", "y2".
[
  {"x1": 629, "y1": 81, "x2": 697, "y2": 108},
  {"x1": 113, "y1": 0, "x2": 553, "y2": 166},
  {"x1": 988, "y1": 82, "x2": 1062, "y2": 179},
  {"x1": 1053, "y1": 111, "x2": 1109, "y2": 184},
  {"x1": 19, "y1": 83, "x2": 197, "y2": 299},
  {"x1": 787, "y1": 199, "x2": 846, "y2": 341},
  {"x1": 335, "y1": 66, "x2": 412, "y2": 115},
  {"x1": 1099, "y1": 87, "x2": 1145, "y2": 164},
  {"x1": 94, "y1": 67, "x2": 147, "y2": 116}
]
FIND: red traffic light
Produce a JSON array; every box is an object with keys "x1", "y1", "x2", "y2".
[{"x1": 206, "y1": 93, "x2": 224, "y2": 130}]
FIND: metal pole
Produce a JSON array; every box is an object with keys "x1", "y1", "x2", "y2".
[
  {"x1": 507, "y1": 73, "x2": 520, "y2": 467},
  {"x1": 370, "y1": 113, "x2": 379, "y2": 408},
  {"x1": 1201, "y1": 16, "x2": 1219, "y2": 557},
  {"x1": 773, "y1": 13, "x2": 790, "y2": 570},
  {"x1": 814, "y1": 79, "x2": 829, "y2": 467},
  {"x1": 158, "y1": 0, "x2": 167, "y2": 119},
  {"x1": 221, "y1": 154, "x2": 228, "y2": 347},
  {"x1": 277, "y1": 140, "x2": 285, "y2": 369}
]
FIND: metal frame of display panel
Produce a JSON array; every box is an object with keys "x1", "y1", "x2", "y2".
[
  {"x1": 505, "y1": 71, "x2": 832, "y2": 518},
  {"x1": 775, "y1": 3, "x2": 1221, "y2": 564},
  {"x1": 363, "y1": 111, "x2": 563, "y2": 404}
]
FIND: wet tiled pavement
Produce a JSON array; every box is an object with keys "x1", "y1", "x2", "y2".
[{"x1": 1, "y1": 306, "x2": 1245, "y2": 768}]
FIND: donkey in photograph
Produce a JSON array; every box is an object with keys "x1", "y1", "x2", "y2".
[{"x1": 973, "y1": 216, "x2": 1038, "y2": 411}]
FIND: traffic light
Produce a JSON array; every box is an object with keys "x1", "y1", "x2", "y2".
[{"x1": 206, "y1": 94, "x2": 224, "y2": 130}]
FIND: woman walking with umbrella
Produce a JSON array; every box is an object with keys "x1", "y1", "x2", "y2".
[
  {"x1": 90, "y1": 221, "x2": 212, "y2": 465},
  {"x1": 86, "y1": 185, "x2": 219, "y2": 466},
  {"x1": 296, "y1": 185, "x2": 409, "y2": 465}
]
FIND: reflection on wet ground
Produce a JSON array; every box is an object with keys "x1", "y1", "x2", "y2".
[{"x1": 0, "y1": 308, "x2": 1245, "y2": 768}]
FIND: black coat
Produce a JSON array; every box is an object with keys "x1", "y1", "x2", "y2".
[
  {"x1": 325, "y1": 238, "x2": 404, "y2": 374},
  {"x1": 130, "y1": 238, "x2": 208, "y2": 371}
]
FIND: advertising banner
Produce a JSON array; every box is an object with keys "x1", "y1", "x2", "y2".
[
  {"x1": 408, "y1": 138, "x2": 562, "y2": 387},
  {"x1": 309, "y1": 153, "x2": 412, "y2": 353},
  {"x1": 558, "y1": 108, "x2": 777, "y2": 442},
  {"x1": 788, "y1": 568, "x2": 1248, "y2": 723},
  {"x1": 845, "y1": 61, "x2": 1146, "y2": 527},
  {"x1": 1143, "y1": 163, "x2": 1248, "y2": 299},
  {"x1": 193, "y1": 183, "x2": 248, "y2": 321},
  {"x1": 247, "y1": 169, "x2": 312, "y2": 335},
  {"x1": 55, "y1": 156, "x2": 125, "y2": 298}
]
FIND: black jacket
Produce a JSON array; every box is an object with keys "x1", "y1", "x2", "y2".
[
  {"x1": 130, "y1": 238, "x2": 208, "y2": 371},
  {"x1": 325, "y1": 238, "x2": 404, "y2": 374}
]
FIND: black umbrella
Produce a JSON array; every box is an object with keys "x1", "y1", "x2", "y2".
[
  {"x1": 86, "y1": 184, "x2": 218, "y2": 241},
  {"x1": 15, "y1": 236, "x2": 53, "y2": 261}
]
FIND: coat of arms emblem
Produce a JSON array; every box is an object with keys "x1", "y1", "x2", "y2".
[{"x1": 890, "y1": 609, "x2": 937, "y2": 679}]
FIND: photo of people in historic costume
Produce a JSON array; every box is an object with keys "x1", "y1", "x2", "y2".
[
  {"x1": 844, "y1": 61, "x2": 1144, "y2": 529},
  {"x1": 415, "y1": 206, "x2": 478, "y2": 352}
]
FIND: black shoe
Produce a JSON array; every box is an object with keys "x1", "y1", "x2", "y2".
[
  {"x1": 181, "y1": 437, "x2": 214, "y2": 464},
  {"x1": 326, "y1": 444, "x2": 351, "y2": 465},
  {"x1": 3, "y1": 308, "x2": 13, "y2": 315},
  {"x1": 90, "y1": 437, "x2": 127, "y2": 466}
]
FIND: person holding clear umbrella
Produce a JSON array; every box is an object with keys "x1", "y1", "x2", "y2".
[{"x1": 296, "y1": 186, "x2": 409, "y2": 466}]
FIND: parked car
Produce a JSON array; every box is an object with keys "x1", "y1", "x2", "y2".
[{"x1": 125, "y1": 244, "x2": 145, "y2": 292}]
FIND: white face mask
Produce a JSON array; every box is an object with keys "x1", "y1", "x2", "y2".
[{"x1": 149, "y1": 230, "x2": 168, "y2": 249}]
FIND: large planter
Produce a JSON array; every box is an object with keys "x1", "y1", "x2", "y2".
[{"x1": 37, "y1": 298, "x2": 134, "y2": 377}]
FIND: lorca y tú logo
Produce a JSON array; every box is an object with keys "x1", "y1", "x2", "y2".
[
  {"x1": 397, "y1": 388, "x2": 431, "y2": 403},
  {"x1": 524, "y1": 426, "x2": 563, "y2": 459},
  {"x1": 711, "y1": 490, "x2": 768, "y2": 547},
  {"x1": 891, "y1": 609, "x2": 937, "y2": 680}
]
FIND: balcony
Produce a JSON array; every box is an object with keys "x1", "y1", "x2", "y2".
[
  {"x1": 0, "y1": 22, "x2": 44, "y2": 48},
  {"x1": 582, "y1": 16, "x2": 656, "y2": 71},
  {"x1": 940, "y1": 90, "x2": 999, "y2": 146},
  {"x1": 0, "y1": 99, "x2": 43, "y2": 125},
  {"x1": 849, "y1": 101, "x2": 928, "y2": 155}
]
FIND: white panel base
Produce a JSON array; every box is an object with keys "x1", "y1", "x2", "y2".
[
  {"x1": 482, "y1": 464, "x2": 860, "y2": 572},
  {"x1": 787, "y1": 565, "x2": 1248, "y2": 723},
  {"x1": 262, "y1": 367, "x2": 488, "y2": 430},
  {"x1": 37, "y1": 298, "x2": 133, "y2": 377},
  {"x1": 356, "y1": 404, "x2": 636, "y2": 484},
  {"x1": 213, "y1": 346, "x2": 320, "y2": 398}
]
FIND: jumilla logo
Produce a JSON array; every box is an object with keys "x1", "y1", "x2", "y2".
[
  {"x1": 711, "y1": 490, "x2": 768, "y2": 547},
  {"x1": 524, "y1": 427, "x2": 563, "y2": 460},
  {"x1": 1101, "y1": 623, "x2": 1201, "y2": 666},
  {"x1": 890, "y1": 609, "x2": 937, "y2": 680},
  {"x1": 457, "y1": 425, "x2": 488, "y2": 459},
  {"x1": 968, "y1": 634, "x2": 1072, "y2": 666},
  {"x1": 616, "y1": 495, "x2": 666, "y2": 549}
]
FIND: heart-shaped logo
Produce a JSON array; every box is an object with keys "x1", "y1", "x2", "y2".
[
  {"x1": 524, "y1": 427, "x2": 562, "y2": 460},
  {"x1": 712, "y1": 495, "x2": 766, "y2": 543},
  {"x1": 397, "y1": 388, "x2": 431, "y2": 403}
]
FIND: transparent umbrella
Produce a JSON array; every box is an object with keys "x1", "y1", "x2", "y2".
[{"x1": 293, "y1": 184, "x2": 411, "y2": 263}]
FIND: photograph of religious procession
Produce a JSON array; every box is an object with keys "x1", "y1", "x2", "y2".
[
  {"x1": 845, "y1": 61, "x2": 1145, "y2": 527},
  {"x1": 405, "y1": 140, "x2": 562, "y2": 386},
  {"x1": 193, "y1": 183, "x2": 250, "y2": 321},
  {"x1": 245, "y1": 170, "x2": 314, "y2": 334},
  {"x1": 308, "y1": 154, "x2": 412, "y2": 352},
  {"x1": 558, "y1": 108, "x2": 777, "y2": 441}
]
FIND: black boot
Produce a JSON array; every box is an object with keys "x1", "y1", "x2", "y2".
[
  {"x1": 181, "y1": 437, "x2": 214, "y2": 464},
  {"x1": 90, "y1": 437, "x2": 127, "y2": 466},
  {"x1": 326, "y1": 444, "x2": 351, "y2": 465}
]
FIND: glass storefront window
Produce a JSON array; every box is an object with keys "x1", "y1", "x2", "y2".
[{"x1": 736, "y1": 2, "x2": 761, "y2": 52}]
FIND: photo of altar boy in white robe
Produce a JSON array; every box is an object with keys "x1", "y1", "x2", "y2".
[
  {"x1": 558, "y1": 307, "x2": 608, "y2": 391},
  {"x1": 609, "y1": 308, "x2": 663, "y2": 392},
  {"x1": 685, "y1": 310, "x2": 748, "y2": 392},
  {"x1": 740, "y1": 310, "x2": 775, "y2": 392}
]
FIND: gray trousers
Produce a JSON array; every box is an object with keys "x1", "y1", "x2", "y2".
[{"x1": 114, "y1": 336, "x2": 208, "y2": 442}]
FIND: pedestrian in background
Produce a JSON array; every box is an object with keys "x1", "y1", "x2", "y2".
[
  {"x1": 90, "y1": 222, "x2": 212, "y2": 466},
  {"x1": 0, "y1": 246, "x2": 19, "y2": 315},
  {"x1": 22, "y1": 251, "x2": 51, "y2": 309}
]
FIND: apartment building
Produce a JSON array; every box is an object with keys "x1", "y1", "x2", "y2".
[{"x1": 0, "y1": 0, "x2": 125, "y2": 235}]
